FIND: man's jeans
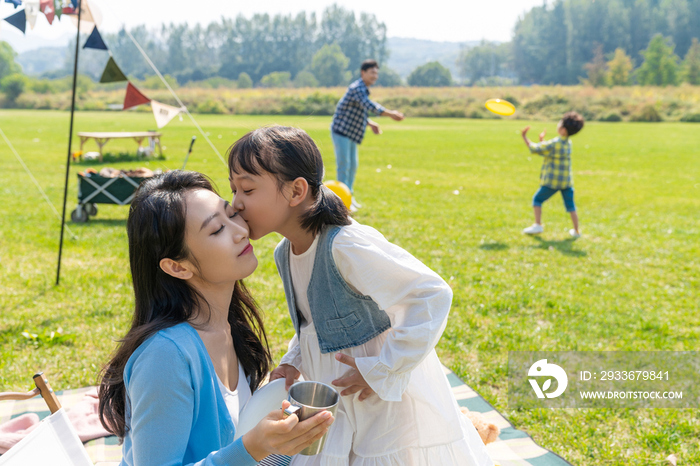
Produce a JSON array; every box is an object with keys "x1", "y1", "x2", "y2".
[{"x1": 331, "y1": 131, "x2": 359, "y2": 193}]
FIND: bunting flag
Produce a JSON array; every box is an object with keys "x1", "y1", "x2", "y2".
[
  {"x1": 151, "y1": 100, "x2": 184, "y2": 129},
  {"x1": 68, "y1": 0, "x2": 101, "y2": 33},
  {"x1": 3, "y1": 8, "x2": 25, "y2": 33},
  {"x1": 53, "y1": 0, "x2": 61, "y2": 18},
  {"x1": 83, "y1": 26, "x2": 107, "y2": 50},
  {"x1": 4, "y1": 0, "x2": 22, "y2": 9},
  {"x1": 40, "y1": 0, "x2": 54, "y2": 24},
  {"x1": 25, "y1": 1, "x2": 39, "y2": 29},
  {"x1": 123, "y1": 82, "x2": 151, "y2": 110},
  {"x1": 99, "y1": 56, "x2": 127, "y2": 83}
]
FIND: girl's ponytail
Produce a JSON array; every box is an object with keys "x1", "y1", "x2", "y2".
[{"x1": 300, "y1": 183, "x2": 351, "y2": 234}]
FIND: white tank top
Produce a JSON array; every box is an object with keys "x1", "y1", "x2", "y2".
[{"x1": 216, "y1": 361, "x2": 251, "y2": 429}]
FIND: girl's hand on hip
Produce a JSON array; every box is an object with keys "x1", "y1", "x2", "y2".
[
  {"x1": 332, "y1": 353, "x2": 376, "y2": 401},
  {"x1": 270, "y1": 363, "x2": 300, "y2": 390},
  {"x1": 242, "y1": 400, "x2": 334, "y2": 461}
]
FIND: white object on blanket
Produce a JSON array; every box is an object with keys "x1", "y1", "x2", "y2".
[
  {"x1": 234, "y1": 379, "x2": 289, "y2": 439},
  {"x1": 0, "y1": 409, "x2": 92, "y2": 466}
]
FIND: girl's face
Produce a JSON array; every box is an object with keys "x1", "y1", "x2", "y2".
[
  {"x1": 183, "y1": 189, "x2": 258, "y2": 283},
  {"x1": 230, "y1": 170, "x2": 292, "y2": 240}
]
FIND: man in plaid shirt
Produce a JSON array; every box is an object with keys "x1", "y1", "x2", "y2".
[
  {"x1": 331, "y1": 59, "x2": 404, "y2": 211},
  {"x1": 520, "y1": 111, "x2": 585, "y2": 238}
]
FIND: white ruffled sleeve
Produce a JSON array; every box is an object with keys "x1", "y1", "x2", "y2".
[
  {"x1": 331, "y1": 222, "x2": 453, "y2": 402},
  {"x1": 279, "y1": 333, "x2": 303, "y2": 371}
]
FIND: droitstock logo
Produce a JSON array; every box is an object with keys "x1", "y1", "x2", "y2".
[{"x1": 528, "y1": 359, "x2": 568, "y2": 399}]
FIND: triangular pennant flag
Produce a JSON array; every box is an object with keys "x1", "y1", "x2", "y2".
[
  {"x1": 40, "y1": 0, "x2": 54, "y2": 24},
  {"x1": 4, "y1": 0, "x2": 22, "y2": 9},
  {"x1": 69, "y1": 0, "x2": 76, "y2": 7},
  {"x1": 100, "y1": 56, "x2": 127, "y2": 83},
  {"x1": 68, "y1": 0, "x2": 100, "y2": 32},
  {"x1": 53, "y1": 0, "x2": 61, "y2": 18},
  {"x1": 151, "y1": 100, "x2": 183, "y2": 129},
  {"x1": 123, "y1": 82, "x2": 151, "y2": 110},
  {"x1": 25, "y1": 0, "x2": 39, "y2": 29},
  {"x1": 83, "y1": 26, "x2": 107, "y2": 50},
  {"x1": 3, "y1": 8, "x2": 25, "y2": 33}
]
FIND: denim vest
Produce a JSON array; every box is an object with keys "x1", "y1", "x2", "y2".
[{"x1": 274, "y1": 226, "x2": 392, "y2": 354}]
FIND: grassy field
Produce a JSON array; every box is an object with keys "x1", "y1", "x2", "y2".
[{"x1": 1, "y1": 110, "x2": 698, "y2": 465}]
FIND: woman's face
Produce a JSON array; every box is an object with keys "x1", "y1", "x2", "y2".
[{"x1": 183, "y1": 188, "x2": 258, "y2": 284}]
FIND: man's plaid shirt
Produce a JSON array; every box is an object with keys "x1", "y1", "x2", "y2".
[
  {"x1": 529, "y1": 136, "x2": 573, "y2": 189},
  {"x1": 331, "y1": 79, "x2": 385, "y2": 144}
]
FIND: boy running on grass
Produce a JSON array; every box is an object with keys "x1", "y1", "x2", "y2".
[{"x1": 521, "y1": 111, "x2": 585, "y2": 238}]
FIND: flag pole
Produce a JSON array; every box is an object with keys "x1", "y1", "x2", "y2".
[{"x1": 56, "y1": 0, "x2": 82, "y2": 286}]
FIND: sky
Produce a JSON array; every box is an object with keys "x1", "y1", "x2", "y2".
[{"x1": 1, "y1": 0, "x2": 545, "y2": 50}]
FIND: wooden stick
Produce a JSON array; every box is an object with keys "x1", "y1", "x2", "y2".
[{"x1": 33, "y1": 372, "x2": 62, "y2": 414}]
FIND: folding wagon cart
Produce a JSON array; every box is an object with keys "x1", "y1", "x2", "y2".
[{"x1": 71, "y1": 172, "x2": 152, "y2": 223}]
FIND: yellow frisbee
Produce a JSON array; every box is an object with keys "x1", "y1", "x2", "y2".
[{"x1": 485, "y1": 98, "x2": 516, "y2": 116}]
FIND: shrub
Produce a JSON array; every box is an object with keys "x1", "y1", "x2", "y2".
[
  {"x1": 280, "y1": 92, "x2": 336, "y2": 115},
  {"x1": 196, "y1": 99, "x2": 227, "y2": 114},
  {"x1": 522, "y1": 94, "x2": 569, "y2": 112},
  {"x1": 237, "y1": 72, "x2": 253, "y2": 89},
  {"x1": 138, "y1": 75, "x2": 179, "y2": 90},
  {"x1": 503, "y1": 94, "x2": 520, "y2": 106},
  {"x1": 630, "y1": 105, "x2": 662, "y2": 122},
  {"x1": 293, "y1": 71, "x2": 319, "y2": 88},
  {"x1": 680, "y1": 113, "x2": 700, "y2": 122},
  {"x1": 260, "y1": 71, "x2": 292, "y2": 88},
  {"x1": 0, "y1": 73, "x2": 29, "y2": 105},
  {"x1": 599, "y1": 112, "x2": 623, "y2": 122},
  {"x1": 407, "y1": 61, "x2": 452, "y2": 87},
  {"x1": 186, "y1": 77, "x2": 237, "y2": 89}
]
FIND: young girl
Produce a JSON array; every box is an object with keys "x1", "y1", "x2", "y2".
[
  {"x1": 228, "y1": 127, "x2": 493, "y2": 466},
  {"x1": 98, "y1": 170, "x2": 333, "y2": 466}
]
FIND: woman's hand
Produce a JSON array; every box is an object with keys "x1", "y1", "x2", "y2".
[
  {"x1": 269, "y1": 364, "x2": 301, "y2": 390},
  {"x1": 242, "y1": 400, "x2": 334, "y2": 461},
  {"x1": 331, "y1": 353, "x2": 376, "y2": 401}
]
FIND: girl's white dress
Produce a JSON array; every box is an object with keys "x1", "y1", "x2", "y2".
[{"x1": 280, "y1": 220, "x2": 493, "y2": 466}]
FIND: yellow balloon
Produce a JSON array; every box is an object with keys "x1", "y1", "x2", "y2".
[
  {"x1": 323, "y1": 180, "x2": 352, "y2": 209},
  {"x1": 485, "y1": 98, "x2": 516, "y2": 116}
]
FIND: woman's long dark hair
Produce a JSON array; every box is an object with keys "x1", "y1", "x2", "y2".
[
  {"x1": 228, "y1": 126, "x2": 351, "y2": 234},
  {"x1": 98, "y1": 170, "x2": 272, "y2": 439}
]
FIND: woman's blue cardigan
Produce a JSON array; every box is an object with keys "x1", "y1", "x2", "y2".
[{"x1": 119, "y1": 322, "x2": 258, "y2": 466}]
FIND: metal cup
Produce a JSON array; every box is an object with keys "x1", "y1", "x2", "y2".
[{"x1": 287, "y1": 381, "x2": 339, "y2": 455}]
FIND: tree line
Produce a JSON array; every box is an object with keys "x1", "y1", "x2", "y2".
[
  {"x1": 58, "y1": 5, "x2": 400, "y2": 88},
  {"x1": 459, "y1": 0, "x2": 700, "y2": 86},
  {"x1": 3, "y1": 0, "x2": 700, "y2": 94}
]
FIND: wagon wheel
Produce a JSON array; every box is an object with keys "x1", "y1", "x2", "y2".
[
  {"x1": 71, "y1": 206, "x2": 88, "y2": 223},
  {"x1": 85, "y1": 203, "x2": 98, "y2": 216}
]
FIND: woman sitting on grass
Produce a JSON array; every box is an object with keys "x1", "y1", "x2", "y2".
[{"x1": 98, "y1": 170, "x2": 333, "y2": 466}]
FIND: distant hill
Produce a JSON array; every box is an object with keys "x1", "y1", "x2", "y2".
[
  {"x1": 386, "y1": 37, "x2": 482, "y2": 80},
  {"x1": 17, "y1": 46, "x2": 69, "y2": 76},
  {"x1": 8, "y1": 34, "x2": 485, "y2": 82}
]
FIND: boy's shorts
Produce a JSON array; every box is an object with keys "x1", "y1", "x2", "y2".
[{"x1": 533, "y1": 186, "x2": 576, "y2": 212}]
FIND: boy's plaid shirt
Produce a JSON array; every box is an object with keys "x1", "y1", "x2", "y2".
[
  {"x1": 529, "y1": 136, "x2": 573, "y2": 189},
  {"x1": 331, "y1": 79, "x2": 385, "y2": 144}
]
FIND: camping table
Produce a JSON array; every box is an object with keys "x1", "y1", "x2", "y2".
[{"x1": 77, "y1": 131, "x2": 163, "y2": 162}]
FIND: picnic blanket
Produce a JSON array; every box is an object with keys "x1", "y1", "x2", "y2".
[{"x1": 0, "y1": 367, "x2": 572, "y2": 466}]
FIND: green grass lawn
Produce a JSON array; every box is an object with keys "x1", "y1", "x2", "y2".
[{"x1": 1, "y1": 110, "x2": 698, "y2": 465}]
